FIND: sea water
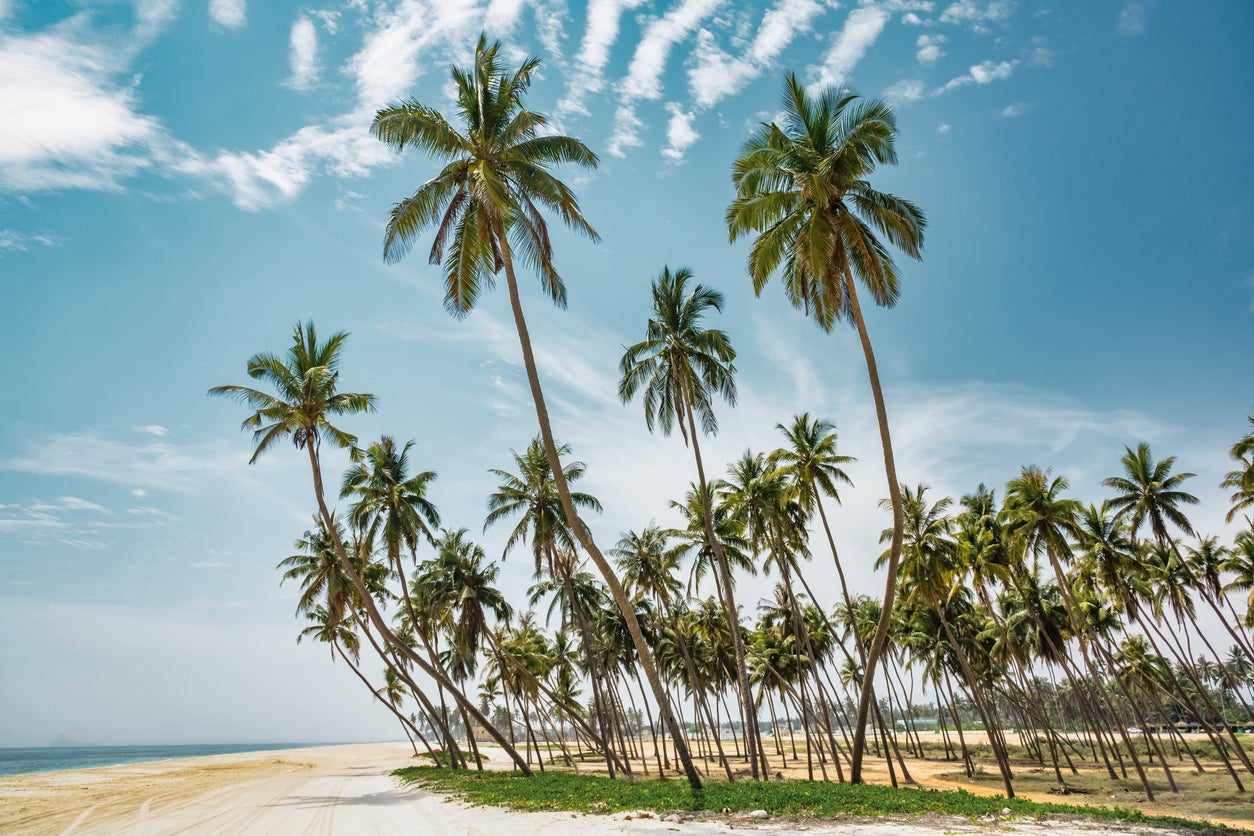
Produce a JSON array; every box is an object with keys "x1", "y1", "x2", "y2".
[{"x1": 0, "y1": 742, "x2": 329, "y2": 777}]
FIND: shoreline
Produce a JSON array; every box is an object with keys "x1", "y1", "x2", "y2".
[{"x1": 0, "y1": 741, "x2": 366, "y2": 779}]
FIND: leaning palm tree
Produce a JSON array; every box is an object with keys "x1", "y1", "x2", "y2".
[
  {"x1": 210, "y1": 322, "x2": 532, "y2": 774},
  {"x1": 372, "y1": 35, "x2": 702, "y2": 788},
  {"x1": 619, "y1": 265, "x2": 763, "y2": 778},
  {"x1": 725, "y1": 73, "x2": 926, "y2": 781}
]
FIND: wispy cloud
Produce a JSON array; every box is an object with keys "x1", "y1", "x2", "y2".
[
  {"x1": 287, "y1": 17, "x2": 320, "y2": 91},
  {"x1": 1117, "y1": 0, "x2": 1154, "y2": 37},
  {"x1": 209, "y1": 0, "x2": 247, "y2": 30},
  {"x1": 0, "y1": 16, "x2": 173, "y2": 192},
  {"x1": 1000, "y1": 101, "x2": 1028, "y2": 117},
  {"x1": 134, "y1": 424, "x2": 169, "y2": 437},
  {"x1": 934, "y1": 59, "x2": 1016, "y2": 95},
  {"x1": 0, "y1": 230, "x2": 62, "y2": 254},
  {"x1": 687, "y1": 0, "x2": 824, "y2": 110},
  {"x1": 884, "y1": 79, "x2": 924, "y2": 104},
  {"x1": 4, "y1": 430, "x2": 252, "y2": 492},
  {"x1": 811, "y1": 6, "x2": 890, "y2": 90},
  {"x1": 938, "y1": 0, "x2": 1014, "y2": 33},
  {"x1": 607, "y1": 0, "x2": 725, "y2": 157},
  {"x1": 556, "y1": 0, "x2": 649, "y2": 120}
]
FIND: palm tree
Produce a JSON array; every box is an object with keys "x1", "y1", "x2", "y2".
[
  {"x1": 1103, "y1": 443, "x2": 1199, "y2": 553},
  {"x1": 211, "y1": 322, "x2": 532, "y2": 774},
  {"x1": 1223, "y1": 416, "x2": 1254, "y2": 525},
  {"x1": 485, "y1": 437, "x2": 600, "y2": 579},
  {"x1": 726, "y1": 73, "x2": 926, "y2": 781},
  {"x1": 619, "y1": 265, "x2": 763, "y2": 778},
  {"x1": 772, "y1": 414, "x2": 857, "y2": 637},
  {"x1": 341, "y1": 435, "x2": 441, "y2": 642},
  {"x1": 372, "y1": 38, "x2": 702, "y2": 787},
  {"x1": 342, "y1": 436, "x2": 440, "y2": 568}
]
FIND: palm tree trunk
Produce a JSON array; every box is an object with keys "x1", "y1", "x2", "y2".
[
  {"x1": 497, "y1": 234, "x2": 703, "y2": 789},
  {"x1": 682, "y1": 391, "x2": 762, "y2": 780},
  {"x1": 842, "y1": 277, "x2": 903, "y2": 785}
]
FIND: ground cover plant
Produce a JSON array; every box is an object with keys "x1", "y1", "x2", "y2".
[{"x1": 394, "y1": 766, "x2": 1245, "y2": 833}]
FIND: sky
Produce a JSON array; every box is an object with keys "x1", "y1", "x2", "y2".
[{"x1": 0, "y1": 0, "x2": 1251, "y2": 748}]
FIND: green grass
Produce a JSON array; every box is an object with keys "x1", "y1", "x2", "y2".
[{"x1": 393, "y1": 767, "x2": 1245, "y2": 833}]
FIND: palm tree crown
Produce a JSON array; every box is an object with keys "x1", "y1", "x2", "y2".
[
  {"x1": 618, "y1": 266, "x2": 736, "y2": 439},
  {"x1": 208, "y1": 322, "x2": 375, "y2": 462},
  {"x1": 725, "y1": 73, "x2": 926, "y2": 332},
  {"x1": 371, "y1": 35, "x2": 599, "y2": 316}
]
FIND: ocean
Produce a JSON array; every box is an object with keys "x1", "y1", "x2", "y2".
[{"x1": 0, "y1": 742, "x2": 329, "y2": 778}]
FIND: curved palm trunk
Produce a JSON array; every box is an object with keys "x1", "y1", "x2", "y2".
[
  {"x1": 303, "y1": 442, "x2": 534, "y2": 775},
  {"x1": 497, "y1": 236, "x2": 703, "y2": 789},
  {"x1": 333, "y1": 640, "x2": 437, "y2": 763},
  {"x1": 682, "y1": 390, "x2": 762, "y2": 780},
  {"x1": 843, "y1": 278, "x2": 904, "y2": 784}
]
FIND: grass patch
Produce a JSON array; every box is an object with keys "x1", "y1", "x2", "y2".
[{"x1": 393, "y1": 767, "x2": 1245, "y2": 833}]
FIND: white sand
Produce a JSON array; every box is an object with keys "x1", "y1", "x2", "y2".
[{"x1": 0, "y1": 742, "x2": 1207, "y2": 835}]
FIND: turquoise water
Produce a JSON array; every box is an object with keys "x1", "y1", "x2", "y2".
[{"x1": 0, "y1": 743, "x2": 329, "y2": 777}]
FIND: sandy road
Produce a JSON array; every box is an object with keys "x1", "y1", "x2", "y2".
[{"x1": 0, "y1": 743, "x2": 1209, "y2": 835}]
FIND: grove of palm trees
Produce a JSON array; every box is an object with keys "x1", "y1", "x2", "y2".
[{"x1": 212, "y1": 35, "x2": 1254, "y2": 823}]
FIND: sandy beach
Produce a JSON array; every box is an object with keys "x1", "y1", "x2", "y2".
[{"x1": 0, "y1": 741, "x2": 1221, "y2": 835}]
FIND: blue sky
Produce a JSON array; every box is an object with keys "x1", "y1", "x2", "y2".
[{"x1": 1, "y1": 0, "x2": 1251, "y2": 747}]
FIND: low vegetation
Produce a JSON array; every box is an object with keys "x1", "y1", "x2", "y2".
[{"x1": 394, "y1": 766, "x2": 1244, "y2": 833}]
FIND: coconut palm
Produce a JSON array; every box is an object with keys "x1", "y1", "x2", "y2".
[
  {"x1": 211, "y1": 322, "x2": 532, "y2": 774},
  {"x1": 772, "y1": 414, "x2": 857, "y2": 637},
  {"x1": 371, "y1": 34, "x2": 703, "y2": 788},
  {"x1": 342, "y1": 436, "x2": 440, "y2": 569},
  {"x1": 485, "y1": 437, "x2": 601, "y2": 579},
  {"x1": 1103, "y1": 443, "x2": 1199, "y2": 552},
  {"x1": 726, "y1": 73, "x2": 926, "y2": 781},
  {"x1": 1223, "y1": 417, "x2": 1254, "y2": 524},
  {"x1": 619, "y1": 265, "x2": 763, "y2": 778}
]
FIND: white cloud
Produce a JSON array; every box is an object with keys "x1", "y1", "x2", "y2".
[
  {"x1": 134, "y1": 0, "x2": 179, "y2": 44},
  {"x1": 916, "y1": 33, "x2": 945, "y2": 64},
  {"x1": 938, "y1": 0, "x2": 1014, "y2": 32},
  {"x1": 1000, "y1": 101, "x2": 1028, "y2": 117},
  {"x1": 209, "y1": 0, "x2": 247, "y2": 30},
  {"x1": 620, "y1": 0, "x2": 725, "y2": 102},
  {"x1": 901, "y1": 12, "x2": 924, "y2": 25},
  {"x1": 883, "y1": 79, "x2": 924, "y2": 104},
  {"x1": 4, "y1": 430, "x2": 250, "y2": 492},
  {"x1": 0, "y1": 229, "x2": 61, "y2": 254},
  {"x1": 661, "y1": 102, "x2": 700, "y2": 162},
  {"x1": 934, "y1": 59, "x2": 1016, "y2": 95},
  {"x1": 687, "y1": 0, "x2": 824, "y2": 110},
  {"x1": 287, "y1": 17, "x2": 320, "y2": 90},
  {"x1": 812, "y1": 6, "x2": 890, "y2": 90},
  {"x1": 190, "y1": 561, "x2": 227, "y2": 569},
  {"x1": 131, "y1": 489, "x2": 148, "y2": 498},
  {"x1": 937, "y1": 122, "x2": 951, "y2": 133},
  {"x1": 0, "y1": 20, "x2": 169, "y2": 191},
  {"x1": 134, "y1": 424, "x2": 169, "y2": 436},
  {"x1": 606, "y1": 0, "x2": 723, "y2": 156},
  {"x1": 1117, "y1": 0, "x2": 1153, "y2": 37},
  {"x1": 557, "y1": 0, "x2": 649, "y2": 120}
]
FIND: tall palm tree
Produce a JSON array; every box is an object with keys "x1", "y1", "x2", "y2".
[
  {"x1": 619, "y1": 265, "x2": 763, "y2": 778},
  {"x1": 372, "y1": 37, "x2": 702, "y2": 788},
  {"x1": 485, "y1": 437, "x2": 600, "y2": 579},
  {"x1": 342, "y1": 436, "x2": 440, "y2": 569},
  {"x1": 211, "y1": 322, "x2": 533, "y2": 774},
  {"x1": 1223, "y1": 416, "x2": 1254, "y2": 525},
  {"x1": 1103, "y1": 443, "x2": 1199, "y2": 553},
  {"x1": 772, "y1": 414, "x2": 857, "y2": 636},
  {"x1": 726, "y1": 73, "x2": 926, "y2": 781}
]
